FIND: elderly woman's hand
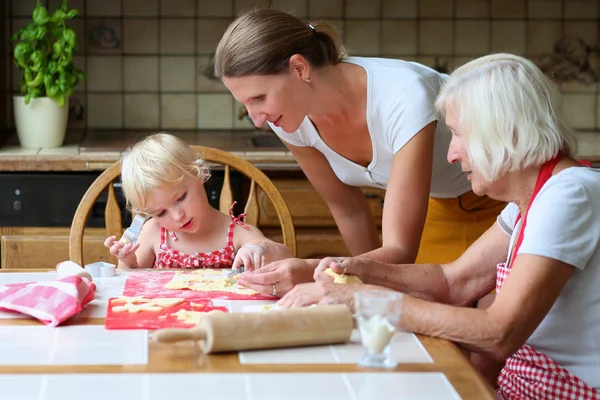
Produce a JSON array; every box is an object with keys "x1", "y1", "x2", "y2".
[
  {"x1": 277, "y1": 282, "x2": 384, "y2": 310},
  {"x1": 314, "y1": 256, "x2": 370, "y2": 283},
  {"x1": 236, "y1": 258, "x2": 318, "y2": 297}
]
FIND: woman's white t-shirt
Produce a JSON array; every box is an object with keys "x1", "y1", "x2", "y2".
[
  {"x1": 496, "y1": 167, "x2": 600, "y2": 389},
  {"x1": 269, "y1": 57, "x2": 471, "y2": 198}
]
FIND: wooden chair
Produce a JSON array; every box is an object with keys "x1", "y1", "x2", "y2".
[{"x1": 69, "y1": 146, "x2": 296, "y2": 267}]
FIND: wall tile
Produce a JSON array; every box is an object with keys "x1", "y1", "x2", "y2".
[
  {"x1": 382, "y1": 0, "x2": 418, "y2": 18},
  {"x1": 197, "y1": 55, "x2": 228, "y2": 92},
  {"x1": 67, "y1": 92, "x2": 86, "y2": 129},
  {"x1": 492, "y1": 21, "x2": 526, "y2": 55},
  {"x1": 124, "y1": 56, "x2": 159, "y2": 91},
  {"x1": 86, "y1": 19, "x2": 122, "y2": 54},
  {"x1": 87, "y1": 56, "x2": 123, "y2": 91},
  {"x1": 565, "y1": 0, "x2": 598, "y2": 19},
  {"x1": 124, "y1": 0, "x2": 159, "y2": 16},
  {"x1": 49, "y1": 0, "x2": 85, "y2": 14},
  {"x1": 87, "y1": 94, "x2": 123, "y2": 128},
  {"x1": 161, "y1": 94, "x2": 196, "y2": 129},
  {"x1": 271, "y1": 0, "x2": 308, "y2": 17},
  {"x1": 160, "y1": 19, "x2": 195, "y2": 54},
  {"x1": 345, "y1": 20, "x2": 380, "y2": 56},
  {"x1": 346, "y1": 0, "x2": 380, "y2": 19},
  {"x1": 419, "y1": 20, "x2": 453, "y2": 55},
  {"x1": 419, "y1": 0, "x2": 454, "y2": 18},
  {"x1": 456, "y1": 0, "x2": 489, "y2": 18},
  {"x1": 86, "y1": 0, "x2": 122, "y2": 17},
  {"x1": 124, "y1": 94, "x2": 160, "y2": 129},
  {"x1": 160, "y1": 0, "x2": 196, "y2": 16},
  {"x1": 123, "y1": 19, "x2": 159, "y2": 54},
  {"x1": 235, "y1": 0, "x2": 270, "y2": 15},
  {"x1": 197, "y1": 0, "x2": 233, "y2": 17},
  {"x1": 11, "y1": 0, "x2": 38, "y2": 16},
  {"x1": 528, "y1": 0, "x2": 562, "y2": 19},
  {"x1": 563, "y1": 93, "x2": 596, "y2": 130},
  {"x1": 564, "y1": 22, "x2": 597, "y2": 48},
  {"x1": 308, "y1": 0, "x2": 344, "y2": 18},
  {"x1": 455, "y1": 20, "x2": 489, "y2": 56},
  {"x1": 382, "y1": 21, "x2": 417, "y2": 55},
  {"x1": 197, "y1": 94, "x2": 234, "y2": 129},
  {"x1": 197, "y1": 19, "x2": 231, "y2": 54},
  {"x1": 527, "y1": 21, "x2": 562, "y2": 55},
  {"x1": 493, "y1": 0, "x2": 526, "y2": 18},
  {"x1": 160, "y1": 57, "x2": 196, "y2": 92}
]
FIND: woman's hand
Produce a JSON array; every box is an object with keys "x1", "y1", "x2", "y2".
[
  {"x1": 236, "y1": 258, "x2": 319, "y2": 297},
  {"x1": 104, "y1": 235, "x2": 140, "y2": 268},
  {"x1": 314, "y1": 256, "x2": 370, "y2": 283},
  {"x1": 277, "y1": 282, "x2": 386, "y2": 310},
  {"x1": 232, "y1": 243, "x2": 265, "y2": 271}
]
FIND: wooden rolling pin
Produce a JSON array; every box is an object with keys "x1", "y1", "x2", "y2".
[{"x1": 153, "y1": 304, "x2": 354, "y2": 354}]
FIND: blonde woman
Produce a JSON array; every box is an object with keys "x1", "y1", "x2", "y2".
[
  {"x1": 104, "y1": 133, "x2": 292, "y2": 270},
  {"x1": 215, "y1": 8, "x2": 504, "y2": 296}
]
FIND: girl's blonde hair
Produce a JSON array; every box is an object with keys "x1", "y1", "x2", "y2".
[
  {"x1": 214, "y1": 8, "x2": 347, "y2": 78},
  {"x1": 436, "y1": 53, "x2": 577, "y2": 182},
  {"x1": 120, "y1": 133, "x2": 210, "y2": 214}
]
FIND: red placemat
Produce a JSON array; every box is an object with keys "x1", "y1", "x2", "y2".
[
  {"x1": 104, "y1": 298, "x2": 228, "y2": 330},
  {"x1": 122, "y1": 270, "x2": 276, "y2": 301}
]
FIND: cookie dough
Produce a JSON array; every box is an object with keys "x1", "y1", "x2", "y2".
[
  {"x1": 110, "y1": 296, "x2": 185, "y2": 313},
  {"x1": 324, "y1": 268, "x2": 363, "y2": 284},
  {"x1": 171, "y1": 308, "x2": 225, "y2": 325},
  {"x1": 164, "y1": 273, "x2": 260, "y2": 295}
]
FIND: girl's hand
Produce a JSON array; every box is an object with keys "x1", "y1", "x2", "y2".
[
  {"x1": 232, "y1": 243, "x2": 265, "y2": 271},
  {"x1": 104, "y1": 235, "x2": 140, "y2": 268}
]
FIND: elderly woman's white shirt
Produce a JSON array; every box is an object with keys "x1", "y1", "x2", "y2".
[{"x1": 497, "y1": 166, "x2": 600, "y2": 389}]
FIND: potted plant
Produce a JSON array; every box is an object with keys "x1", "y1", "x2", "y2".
[{"x1": 11, "y1": 0, "x2": 85, "y2": 148}]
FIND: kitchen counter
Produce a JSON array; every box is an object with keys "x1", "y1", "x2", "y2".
[
  {"x1": 1, "y1": 130, "x2": 600, "y2": 172},
  {"x1": 0, "y1": 130, "x2": 298, "y2": 171}
]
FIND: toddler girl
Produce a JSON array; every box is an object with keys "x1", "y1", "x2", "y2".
[{"x1": 104, "y1": 133, "x2": 293, "y2": 270}]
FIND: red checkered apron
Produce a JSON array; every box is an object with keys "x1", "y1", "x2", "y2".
[
  {"x1": 496, "y1": 155, "x2": 600, "y2": 400},
  {"x1": 154, "y1": 203, "x2": 249, "y2": 269}
]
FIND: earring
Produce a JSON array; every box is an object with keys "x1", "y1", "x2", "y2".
[{"x1": 303, "y1": 77, "x2": 312, "y2": 83}]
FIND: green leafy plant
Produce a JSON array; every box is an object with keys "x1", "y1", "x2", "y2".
[{"x1": 11, "y1": 0, "x2": 85, "y2": 106}]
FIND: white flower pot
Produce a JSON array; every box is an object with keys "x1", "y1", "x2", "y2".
[{"x1": 13, "y1": 96, "x2": 69, "y2": 149}]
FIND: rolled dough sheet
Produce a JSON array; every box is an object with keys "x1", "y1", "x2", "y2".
[{"x1": 164, "y1": 273, "x2": 260, "y2": 295}]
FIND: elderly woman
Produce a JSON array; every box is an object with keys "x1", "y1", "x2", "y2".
[{"x1": 279, "y1": 53, "x2": 600, "y2": 399}]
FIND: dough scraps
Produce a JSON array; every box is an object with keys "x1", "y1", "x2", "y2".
[
  {"x1": 164, "y1": 273, "x2": 260, "y2": 295},
  {"x1": 171, "y1": 308, "x2": 225, "y2": 325},
  {"x1": 110, "y1": 296, "x2": 185, "y2": 313},
  {"x1": 324, "y1": 268, "x2": 363, "y2": 284}
]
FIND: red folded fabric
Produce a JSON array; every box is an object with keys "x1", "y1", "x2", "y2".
[{"x1": 0, "y1": 275, "x2": 96, "y2": 327}]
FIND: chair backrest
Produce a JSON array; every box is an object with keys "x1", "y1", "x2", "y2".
[{"x1": 69, "y1": 146, "x2": 296, "y2": 267}]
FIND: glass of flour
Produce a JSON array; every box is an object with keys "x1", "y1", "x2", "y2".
[{"x1": 354, "y1": 290, "x2": 403, "y2": 368}]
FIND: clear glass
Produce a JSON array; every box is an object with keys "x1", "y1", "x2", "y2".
[{"x1": 354, "y1": 290, "x2": 403, "y2": 368}]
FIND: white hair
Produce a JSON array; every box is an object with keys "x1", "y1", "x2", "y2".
[
  {"x1": 435, "y1": 53, "x2": 577, "y2": 182},
  {"x1": 121, "y1": 132, "x2": 210, "y2": 214}
]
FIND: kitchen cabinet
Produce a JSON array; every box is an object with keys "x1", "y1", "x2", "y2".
[{"x1": 257, "y1": 176, "x2": 385, "y2": 259}]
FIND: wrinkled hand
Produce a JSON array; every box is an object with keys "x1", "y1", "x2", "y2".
[
  {"x1": 277, "y1": 282, "x2": 379, "y2": 310},
  {"x1": 104, "y1": 235, "x2": 140, "y2": 268},
  {"x1": 314, "y1": 256, "x2": 370, "y2": 283},
  {"x1": 232, "y1": 243, "x2": 265, "y2": 271},
  {"x1": 236, "y1": 258, "x2": 318, "y2": 297}
]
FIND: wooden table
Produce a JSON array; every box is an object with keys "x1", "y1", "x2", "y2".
[{"x1": 0, "y1": 270, "x2": 496, "y2": 399}]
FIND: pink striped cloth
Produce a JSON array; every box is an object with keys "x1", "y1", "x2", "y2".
[{"x1": 0, "y1": 275, "x2": 96, "y2": 327}]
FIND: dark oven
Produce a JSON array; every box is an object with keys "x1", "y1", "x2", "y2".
[{"x1": 0, "y1": 171, "x2": 242, "y2": 228}]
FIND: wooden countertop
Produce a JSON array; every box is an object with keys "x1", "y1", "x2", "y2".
[{"x1": 1, "y1": 130, "x2": 599, "y2": 172}]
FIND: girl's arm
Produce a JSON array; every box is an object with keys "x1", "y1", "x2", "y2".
[{"x1": 233, "y1": 224, "x2": 293, "y2": 270}]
